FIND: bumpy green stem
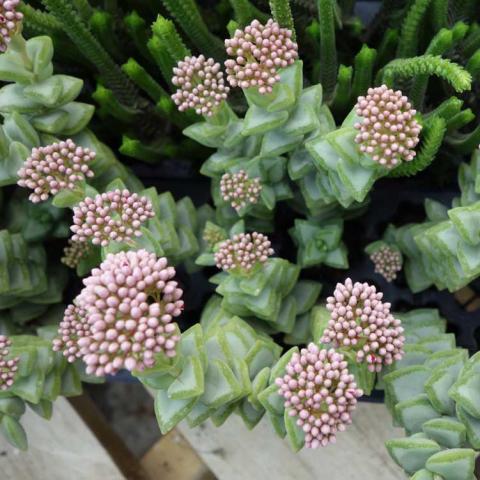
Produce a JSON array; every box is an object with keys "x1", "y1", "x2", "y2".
[
  {"x1": 160, "y1": 0, "x2": 225, "y2": 59},
  {"x1": 397, "y1": 0, "x2": 433, "y2": 58},
  {"x1": 382, "y1": 55, "x2": 472, "y2": 93},
  {"x1": 424, "y1": 96, "x2": 463, "y2": 124},
  {"x1": 466, "y1": 50, "x2": 480, "y2": 79},
  {"x1": 41, "y1": 0, "x2": 140, "y2": 107},
  {"x1": 152, "y1": 16, "x2": 191, "y2": 64},
  {"x1": 73, "y1": 0, "x2": 93, "y2": 22},
  {"x1": 389, "y1": 116, "x2": 446, "y2": 177},
  {"x1": 409, "y1": 28, "x2": 453, "y2": 108},
  {"x1": 351, "y1": 45, "x2": 377, "y2": 100},
  {"x1": 229, "y1": 0, "x2": 268, "y2": 25},
  {"x1": 464, "y1": 25, "x2": 480, "y2": 58},
  {"x1": 331, "y1": 64, "x2": 352, "y2": 113},
  {"x1": 122, "y1": 58, "x2": 169, "y2": 102},
  {"x1": 92, "y1": 84, "x2": 140, "y2": 122},
  {"x1": 89, "y1": 10, "x2": 124, "y2": 61},
  {"x1": 269, "y1": 0, "x2": 296, "y2": 39},
  {"x1": 19, "y1": 4, "x2": 64, "y2": 35},
  {"x1": 375, "y1": 29, "x2": 398, "y2": 69},
  {"x1": 317, "y1": 0, "x2": 338, "y2": 101},
  {"x1": 430, "y1": 0, "x2": 448, "y2": 30},
  {"x1": 446, "y1": 109, "x2": 475, "y2": 132},
  {"x1": 147, "y1": 36, "x2": 176, "y2": 89},
  {"x1": 124, "y1": 11, "x2": 153, "y2": 64},
  {"x1": 120, "y1": 136, "x2": 177, "y2": 163}
]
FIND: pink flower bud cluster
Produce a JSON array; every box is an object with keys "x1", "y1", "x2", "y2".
[
  {"x1": 17, "y1": 140, "x2": 95, "y2": 203},
  {"x1": 370, "y1": 245, "x2": 402, "y2": 282},
  {"x1": 214, "y1": 232, "x2": 274, "y2": 273},
  {"x1": 0, "y1": 0, "x2": 23, "y2": 53},
  {"x1": 276, "y1": 344, "x2": 363, "y2": 448},
  {"x1": 61, "y1": 239, "x2": 90, "y2": 269},
  {"x1": 224, "y1": 19, "x2": 298, "y2": 94},
  {"x1": 0, "y1": 335, "x2": 19, "y2": 391},
  {"x1": 70, "y1": 189, "x2": 155, "y2": 247},
  {"x1": 53, "y1": 250, "x2": 183, "y2": 377},
  {"x1": 322, "y1": 278, "x2": 405, "y2": 372},
  {"x1": 354, "y1": 85, "x2": 422, "y2": 168},
  {"x1": 220, "y1": 170, "x2": 262, "y2": 211},
  {"x1": 172, "y1": 55, "x2": 230, "y2": 117}
]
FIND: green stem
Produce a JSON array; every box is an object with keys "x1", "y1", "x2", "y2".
[
  {"x1": 430, "y1": 0, "x2": 448, "y2": 31},
  {"x1": 389, "y1": 116, "x2": 446, "y2": 178},
  {"x1": 464, "y1": 24, "x2": 480, "y2": 58},
  {"x1": 122, "y1": 58, "x2": 168, "y2": 103},
  {"x1": 42, "y1": 0, "x2": 140, "y2": 108},
  {"x1": 382, "y1": 55, "x2": 472, "y2": 94},
  {"x1": 331, "y1": 64, "x2": 352, "y2": 114},
  {"x1": 397, "y1": 0, "x2": 433, "y2": 58},
  {"x1": 317, "y1": 0, "x2": 338, "y2": 102},
  {"x1": 124, "y1": 11, "x2": 154, "y2": 65},
  {"x1": 445, "y1": 109, "x2": 475, "y2": 132},
  {"x1": 92, "y1": 84, "x2": 140, "y2": 122},
  {"x1": 152, "y1": 16, "x2": 191, "y2": 64},
  {"x1": 147, "y1": 36, "x2": 176, "y2": 89},
  {"x1": 423, "y1": 96, "x2": 463, "y2": 123},
  {"x1": 18, "y1": 3, "x2": 64, "y2": 35},
  {"x1": 160, "y1": 0, "x2": 225, "y2": 59},
  {"x1": 73, "y1": 0, "x2": 94, "y2": 22},
  {"x1": 466, "y1": 50, "x2": 480, "y2": 79},
  {"x1": 89, "y1": 9, "x2": 124, "y2": 61},
  {"x1": 351, "y1": 45, "x2": 377, "y2": 100},
  {"x1": 269, "y1": 0, "x2": 296, "y2": 40},
  {"x1": 375, "y1": 29, "x2": 398, "y2": 69},
  {"x1": 120, "y1": 136, "x2": 176, "y2": 163},
  {"x1": 445, "y1": 124, "x2": 480, "y2": 154},
  {"x1": 229, "y1": 0, "x2": 268, "y2": 25}
]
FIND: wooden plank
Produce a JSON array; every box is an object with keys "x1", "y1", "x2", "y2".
[
  {"x1": 141, "y1": 429, "x2": 216, "y2": 480},
  {"x1": 0, "y1": 397, "x2": 126, "y2": 480},
  {"x1": 177, "y1": 402, "x2": 405, "y2": 480}
]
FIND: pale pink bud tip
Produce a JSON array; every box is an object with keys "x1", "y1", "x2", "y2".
[
  {"x1": 70, "y1": 189, "x2": 155, "y2": 247},
  {"x1": 370, "y1": 245, "x2": 402, "y2": 282},
  {"x1": 17, "y1": 140, "x2": 95, "y2": 203},
  {"x1": 214, "y1": 232, "x2": 274, "y2": 273},
  {"x1": 52, "y1": 250, "x2": 183, "y2": 377},
  {"x1": 224, "y1": 18, "x2": 298, "y2": 94},
  {"x1": 276, "y1": 344, "x2": 363, "y2": 448},
  {"x1": 0, "y1": 0, "x2": 22, "y2": 53},
  {"x1": 0, "y1": 335, "x2": 19, "y2": 391},
  {"x1": 354, "y1": 85, "x2": 421, "y2": 169},
  {"x1": 171, "y1": 55, "x2": 230, "y2": 117},
  {"x1": 321, "y1": 278, "x2": 405, "y2": 372},
  {"x1": 220, "y1": 170, "x2": 262, "y2": 212}
]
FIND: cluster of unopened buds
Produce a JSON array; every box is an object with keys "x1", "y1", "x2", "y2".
[
  {"x1": 369, "y1": 245, "x2": 402, "y2": 282},
  {"x1": 17, "y1": 140, "x2": 95, "y2": 203},
  {"x1": 354, "y1": 85, "x2": 422, "y2": 168},
  {"x1": 70, "y1": 189, "x2": 155, "y2": 247},
  {"x1": 172, "y1": 55, "x2": 230, "y2": 116},
  {"x1": 202, "y1": 222, "x2": 227, "y2": 249},
  {"x1": 61, "y1": 238, "x2": 91, "y2": 269},
  {"x1": 322, "y1": 278, "x2": 405, "y2": 372},
  {"x1": 276, "y1": 344, "x2": 363, "y2": 448},
  {"x1": 220, "y1": 171, "x2": 262, "y2": 211},
  {"x1": 0, "y1": 335, "x2": 19, "y2": 391},
  {"x1": 224, "y1": 19, "x2": 298, "y2": 94},
  {"x1": 0, "y1": 0, "x2": 23, "y2": 52},
  {"x1": 214, "y1": 232, "x2": 274, "y2": 273},
  {"x1": 53, "y1": 250, "x2": 183, "y2": 377}
]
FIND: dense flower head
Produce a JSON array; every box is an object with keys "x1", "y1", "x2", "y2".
[
  {"x1": 171, "y1": 55, "x2": 229, "y2": 117},
  {"x1": 276, "y1": 344, "x2": 363, "y2": 448},
  {"x1": 214, "y1": 232, "x2": 274, "y2": 273},
  {"x1": 224, "y1": 18, "x2": 298, "y2": 94},
  {"x1": 220, "y1": 170, "x2": 262, "y2": 211},
  {"x1": 354, "y1": 85, "x2": 422, "y2": 168},
  {"x1": 322, "y1": 278, "x2": 405, "y2": 372},
  {"x1": 53, "y1": 250, "x2": 183, "y2": 376},
  {"x1": 70, "y1": 189, "x2": 155, "y2": 247},
  {"x1": 0, "y1": 0, "x2": 23, "y2": 53},
  {"x1": 0, "y1": 335, "x2": 19, "y2": 391},
  {"x1": 17, "y1": 140, "x2": 95, "y2": 203},
  {"x1": 61, "y1": 239, "x2": 90, "y2": 269},
  {"x1": 370, "y1": 245, "x2": 402, "y2": 282}
]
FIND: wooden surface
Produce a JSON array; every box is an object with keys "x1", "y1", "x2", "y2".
[
  {"x1": 141, "y1": 429, "x2": 216, "y2": 480},
  {"x1": 177, "y1": 402, "x2": 405, "y2": 480},
  {"x1": 0, "y1": 397, "x2": 125, "y2": 480}
]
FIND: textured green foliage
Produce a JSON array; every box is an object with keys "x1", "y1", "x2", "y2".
[
  {"x1": 397, "y1": 0, "x2": 433, "y2": 58},
  {"x1": 269, "y1": 0, "x2": 296, "y2": 39},
  {"x1": 317, "y1": 0, "x2": 337, "y2": 100}
]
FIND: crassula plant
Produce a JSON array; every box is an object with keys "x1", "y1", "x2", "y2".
[{"x1": 0, "y1": 0, "x2": 480, "y2": 478}]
